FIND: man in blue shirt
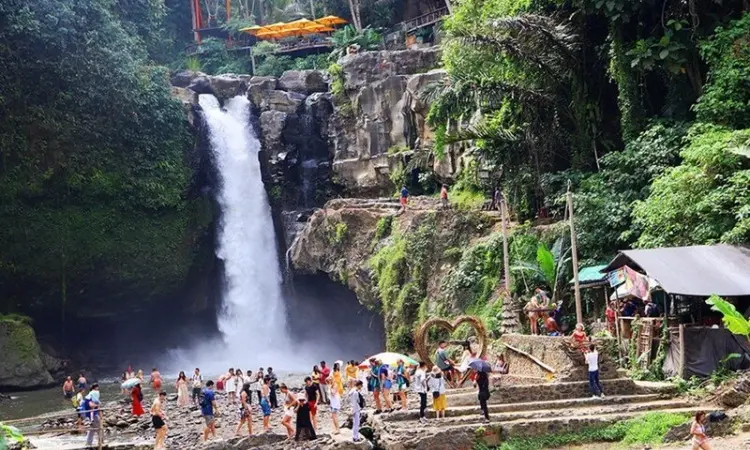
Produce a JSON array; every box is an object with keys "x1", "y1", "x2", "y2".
[
  {"x1": 399, "y1": 186, "x2": 409, "y2": 212},
  {"x1": 201, "y1": 380, "x2": 219, "y2": 442}
]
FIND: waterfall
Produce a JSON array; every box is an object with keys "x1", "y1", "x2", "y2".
[{"x1": 198, "y1": 94, "x2": 291, "y2": 368}]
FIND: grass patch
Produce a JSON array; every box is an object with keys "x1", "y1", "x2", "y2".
[
  {"x1": 329, "y1": 222, "x2": 348, "y2": 246},
  {"x1": 374, "y1": 215, "x2": 393, "y2": 240},
  {"x1": 495, "y1": 412, "x2": 690, "y2": 450},
  {"x1": 451, "y1": 187, "x2": 486, "y2": 210}
]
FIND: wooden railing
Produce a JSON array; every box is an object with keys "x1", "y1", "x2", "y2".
[{"x1": 404, "y1": 6, "x2": 450, "y2": 33}]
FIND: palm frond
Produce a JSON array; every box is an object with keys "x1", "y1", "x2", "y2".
[{"x1": 443, "y1": 122, "x2": 518, "y2": 146}]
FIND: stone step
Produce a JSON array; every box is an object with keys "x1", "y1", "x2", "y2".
[
  {"x1": 447, "y1": 377, "x2": 671, "y2": 406},
  {"x1": 380, "y1": 393, "x2": 667, "y2": 422},
  {"x1": 381, "y1": 399, "x2": 696, "y2": 428},
  {"x1": 375, "y1": 407, "x2": 709, "y2": 449}
]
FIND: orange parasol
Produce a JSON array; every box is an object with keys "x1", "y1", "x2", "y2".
[
  {"x1": 239, "y1": 25, "x2": 263, "y2": 35},
  {"x1": 315, "y1": 15, "x2": 348, "y2": 26}
]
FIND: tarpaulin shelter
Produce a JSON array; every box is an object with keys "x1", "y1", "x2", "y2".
[{"x1": 602, "y1": 244, "x2": 750, "y2": 377}]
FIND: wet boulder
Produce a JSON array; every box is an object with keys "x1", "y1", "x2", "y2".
[{"x1": 278, "y1": 70, "x2": 328, "y2": 95}]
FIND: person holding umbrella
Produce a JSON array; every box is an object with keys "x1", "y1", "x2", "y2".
[{"x1": 468, "y1": 358, "x2": 492, "y2": 422}]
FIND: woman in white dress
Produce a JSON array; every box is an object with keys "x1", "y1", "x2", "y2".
[
  {"x1": 234, "y1": 367, "x2": 244, "y2": 399},
  {"x1": 226, "y1": 368, "x2": 237, "y2": 404}
]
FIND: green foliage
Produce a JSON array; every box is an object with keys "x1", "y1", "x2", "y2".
[
  {"x1": 184, "y1": 56, "x2": 203, "y2": 71},
  {"x1": 0, "y1": 0, "x2": 209, "y2": 323},
  {"x1": 626, "y1": 20, "x2": 690, "y2": 74},
  {"x1": 633, "y1": 124, "x2": 750, "y2": 247},
  {"x1": 694, "y1": 14, "x2": 750, "y2": 129},
  {"x1": 441, "y1": 233, "x2": 504, "y2": 310},
  {"x1": 543, "y1": 121, "x2": 688, "y2": 263},
  {"x1": 329, "y1": 25, "x2": 382, "y2": 62},
  {"x1": 510, "y1": 238, "x2": 570, "y2": 300},
  {"x1": 495, "y1": 411, "x2": 689, "y2": 450},
  {"x1": 370, "y1": 217, "x2": 437, "y2": 352},
  {"x1": 328, "y1": 63, "x2": 346, "y2": 99},
  {"x1": 374, "y1": 215, "x2": 393, "y2": 240},
  {"x1": 706, "y1": 295, "x2": 750, "y2": 338},
  {"x1": 330, "y1": 222, "x2": 349, "y2": 246}
]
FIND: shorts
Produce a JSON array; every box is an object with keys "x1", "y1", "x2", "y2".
[
  {"x1": 216, "y1": 380, "x2": 224, "y2": 391},
  {"x1": 307, "y1": 401, "x2": 317, "y2": 416},
  {"x1": 442, "y1": 369, "x2": 453, "y2": 381},
  {"x1": 192, "y1": 387, "x2": 201, "y2": 398},
  {"x1": 64, "y1": 391, "x2": 74, "y2": 399},
  {"x1": 260, "y1": 398, "x2": 271, "y2": 417},
  {"x1": 152, "y1": 379, "x2": 162, "y2": 390},
  {"x1": 284, "y1": 407, "x2": 295, "y2": 418},
  {"x1": 238, "y1": 407, "x2": 250, "y2": 419},
  {"x1": 400, "y1": 197, "x2": 408, "y2": 206},
  {"x1": 382, "y1": 379, "x2": 392, "y2": 390},
  {"x1": 203, "y1": 415, "x2": 215, "y2": 426},
  {"x1": 77, "y1": 383, "x2": 87, "y2": 390},
  {"x1": 330, "y1": 407, "x2": 340, "y2": 413},
  {"x1": 152, "y1": 415, "x2": 165, "y2": 429},
  {"x1": 432, "y1": 394, "x2": 447, "y2": 411}
]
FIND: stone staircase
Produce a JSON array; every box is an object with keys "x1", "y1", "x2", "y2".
[{"x1": 371, "y1": 377, "x2": 713, "y2": 450}]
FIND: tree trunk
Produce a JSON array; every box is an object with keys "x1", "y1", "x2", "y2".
[{"x1": 348, "y1": 0, "x2": 362, "y2": 31}]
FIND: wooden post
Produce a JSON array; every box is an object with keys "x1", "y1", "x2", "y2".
[
  {"x1": 678, "y1": 324, "x2": 686, "y2": 379},
  {"x1": 500, "y1": 198, "x2": 511, "y2": 292},
  {"x1": 567, "y1": 189, "x2": 583, "y2": 325}
]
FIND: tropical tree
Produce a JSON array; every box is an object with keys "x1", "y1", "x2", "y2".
[{"x1": 511, "y1": 237, "x2": 571, "y2": 302}]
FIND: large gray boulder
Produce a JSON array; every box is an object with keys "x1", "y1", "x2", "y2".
[
  {"x1": 208, "y1": 74, "x2": 251, "y2": 102},
  {"x1": 264, "y1": 90, "x2": 306, "y2": 114},
  {"x1": 170, "y1": 70, "x2": 207, "y2": 88},
  {"x1": 278, "y1": 70, "x2": 328, "y2": 95},
  {"x1": 0, "y1": 318, "x2": 54, "y2": 389},
  {"x1": 187, "y1": 75, "x2": 213, "y2": 95},
  {"x1": 305, "y1": 93, "x2": 334, "y2": 144},
  {"x1": 247, "y1": 76, "x2": 278, "y2": 108}
]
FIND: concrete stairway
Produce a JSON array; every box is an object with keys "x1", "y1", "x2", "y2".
[{"x1": 370, "y1": 378, "x2": 712, "y2": 450}]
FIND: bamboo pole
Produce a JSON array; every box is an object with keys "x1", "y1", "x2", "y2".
[
  {"x1": 567, "y1": 188, "x2": 583, "y2": 325},
  {"x1": 500, "y1": 198, "x2": 511, "y2": 292},
  {"x1": 678, "y1": 324, "x2": 686, "y2": 379}
]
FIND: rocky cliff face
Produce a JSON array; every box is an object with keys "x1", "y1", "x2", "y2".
[
  {"x1": 290, "y1": 197, "x2": 505, "y2": 349},
  {"x1": 330, "y1": 48, "x2": 458, "y2": 196},
  {"x1": 0, "y1": 317, "x2": 63, "y2": 389}
]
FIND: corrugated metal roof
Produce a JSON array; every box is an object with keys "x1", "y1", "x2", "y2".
[
  {"x1": 602, "y1": 244, "x2": 750, "y2": 296},
  {"x1": 569, "y1": 264, "x2": 608, "y2": 286}
]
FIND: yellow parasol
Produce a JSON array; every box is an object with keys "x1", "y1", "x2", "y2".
[
  {"x1": 315, "y1": 15, "x2": 348, "y2": 26},
  {"x1": 239, "y1": 25, "x2": 263, "y2": 35},
  {"x1": 283, "y1": 18, "x2": 319, "y2": 30},
  {"x1": 255, "y1": 30, "x2": 294, "y2": 39}
]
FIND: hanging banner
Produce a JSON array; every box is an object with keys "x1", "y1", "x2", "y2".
[{"x1": 607, "y1": 268, "x2": 626, "y2": 287}]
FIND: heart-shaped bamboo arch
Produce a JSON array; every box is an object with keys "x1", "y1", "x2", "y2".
[{"x1": 414, "y1": 315, "x2": 489, "y2": 368}]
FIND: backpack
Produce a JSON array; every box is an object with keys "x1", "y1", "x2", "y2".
[
  {"x1": 198, "y1": 389, "x2": 209, "y2": 409},
  {"x1": 357, "y1": 392, "x2": 365, "y2": 409},
  {"x1": 72, "y1": 395, "x2": 81, "y2": 409}
]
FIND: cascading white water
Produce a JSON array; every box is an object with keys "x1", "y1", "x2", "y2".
[{"x1": 198, "y1": 94, "x2": 291, "y2": 368}]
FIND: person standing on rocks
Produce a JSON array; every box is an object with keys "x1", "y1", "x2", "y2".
[
  {"x1": 413, "y1": 361, "x2": 428, "y2": 423},
  {"x1": 585, "y1": 344, "x2": 604, "y2": 398},
  {"x1": 235, "y1": 382, "x2": 253, "y2": 436},
  {"x1": 176, "y1": 371, "x2": 189, "y2": 407},
  {"x1": 345, "y1": 361, "x2": 358, "y2": 388},
  {"x1": 226, "y1": 368, "x2": 237, "y2": 404},
  {"x1": 399, "y1": 186, "x2": 409, "y2": 212},
  {"x1": 267, "y1": 367, "x2": 279, "y2": 408},
  {"x1": 295, "y1": 393, "x2": 317, "y2": 441},
  {"x1": 367, "y1": 358, "x2": 383, "y2": 412},
  {"x1": 349, "y1": 380, "x2": 364, "y2": 442},
  {"x1": 84, "y1": 384, "x2": 101, "y2": 447},
  {"x1": 279, "y1": 384, "x2": 297, "y2": 439},
  {"x1": 151, "y1": 391, "x2": 168, "y2": 450},
  {"x1": 261, "y1": 377, "x2": 272, "y2": 432},
  {"x1": 380, "y1": 361, "x2": 393, "y2": 411},
  {"x1": 150, "y1": 367, "x2": 162, "y2": 391},
  {"x1": 435, "y1": 341, "x2": 456, "y2": 388},
  {"x1": 476, "y1": 371, "x2": 491, "y2": 422},
  {"x1": 440, "y1": 184, "x2": 449, "y2": 209},
  {"x1": 319, "y1": 361, "x2": 331, "y2": 405},
  {"x1": 200, "y1": 380, "x2": 219, "y2": 442},
  {"x1": 328, "y1": 379, "x2": 341, "y2": 434},
  {"x1": 304, "y1": 376, "x2": 319, "y2": 430},
  {"x1": 131, "y1": 383, "x2": 144, "y2": 417},
  {"x1": 191, "y1": 368, "x2": 203, "y2": 406},
  {"x1": 254, "y1": 368, "x2": 265, "y2": 404}
]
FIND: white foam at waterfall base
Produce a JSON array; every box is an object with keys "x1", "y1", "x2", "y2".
[{"x1": 168, "y1": 94, "x2": 296, "y2": 373}]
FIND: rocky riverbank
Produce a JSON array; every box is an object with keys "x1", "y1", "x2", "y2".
[{"x1": 32, "y1": 387, "x2": 375, "y2": 450}]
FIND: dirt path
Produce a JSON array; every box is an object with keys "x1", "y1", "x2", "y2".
[{"x1": 560, "y1": 430, "x2": 750, "y2": 449}]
